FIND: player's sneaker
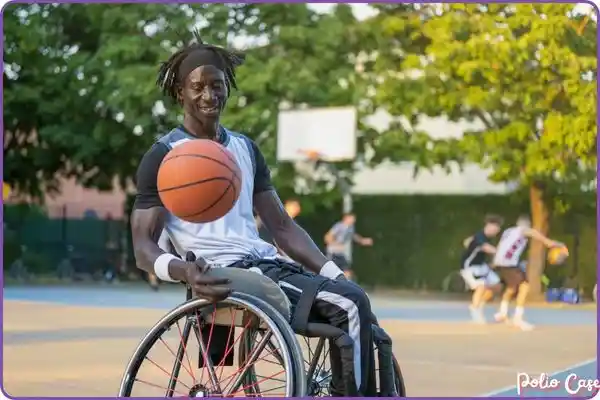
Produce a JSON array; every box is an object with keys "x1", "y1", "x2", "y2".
[
  {"x1": 512, "y1": 318, "x2": 534, "y2": 331},
  {"x1": 469, "y1": 305, "x2": 486, "y2": 324},
  {"x1": 494, "y1": 312, "x2": 508, "y2": 323}
]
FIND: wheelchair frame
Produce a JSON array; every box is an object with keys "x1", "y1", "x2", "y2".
[{"x1": 118, "y1": 283, "x2": 406, "y2": 397}]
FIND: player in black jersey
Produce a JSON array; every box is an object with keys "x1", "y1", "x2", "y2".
[{"x1": 460, "y1": 215, "x2": 504, "y2": 324}]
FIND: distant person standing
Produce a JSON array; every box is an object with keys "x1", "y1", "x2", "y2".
[{"x1": 324, "y1": 213, "x2": 373, "y2": 280}]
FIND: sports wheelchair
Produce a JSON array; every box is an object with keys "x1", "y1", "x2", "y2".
[{"x1": 118, "y1": 262, "x2": 406, "y2": 397}]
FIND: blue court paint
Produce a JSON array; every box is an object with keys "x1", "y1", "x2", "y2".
[
  {"x1": 4, "y1": 285, "x2": 596, "y2": 326},
  {"x1": 483, "y1": 359, "x2": 598, "y2": 398}
]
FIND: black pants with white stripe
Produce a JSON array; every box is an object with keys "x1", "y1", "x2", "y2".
[{"x1": 231, "y1": 258, "x2": 377, "y2": 396}]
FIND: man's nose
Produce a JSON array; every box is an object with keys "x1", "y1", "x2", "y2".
[{"x1": 200, "y1": 87, "x2": 216, "y2": 102}]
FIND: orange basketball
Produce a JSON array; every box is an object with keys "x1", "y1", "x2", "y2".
[
  {"x1": 157, "y1": 139, "x2": 242, "y2": 223},
  {"x1": 548, "y1": 245, "x2": 569, "y2": 266}
]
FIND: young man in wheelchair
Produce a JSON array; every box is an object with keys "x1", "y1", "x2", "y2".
[{"x1": 130, "y1": 32, "x2": 396, "y2": 397}]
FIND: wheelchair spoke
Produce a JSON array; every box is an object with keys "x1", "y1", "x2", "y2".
[
  {"x1": 120, "y1": 296, "x2": 300, "y2": 398},
  {"x1": 317, "y1": 344, "x2": 330, "y2": 375},
  {"x1": 134, "y1": 378, "x2": 188, "y2": 396},
  {"x1": 264, "y1": 335, "x2": 285, "y2": 366},
  {"x1": 253, "y1": 383, "x2": 286, "y2": 395},
  {"x1": 158, "y1": 336, "x2": 195, "y2": 382},
  {"x1": 218, "y1": 341, "x2": 280, "y2": 388},
  {"x1": 175, "y1": 319, "x2": 197, "y2": 384},
  {"x1": 143, "y1": 356, "x2": 192, "y2": 391},
  {"x1": 224, "y1": 331, "x2": 273, "y2": 396},
  {"x1": 216, "y1": 307, "x2": 237, "y2": 383},
  {"x1": 193, "y1": 310, "x2": 222, "y2": 393},
  {"x1": 202, "y1": 310, "x2": 256, "y2": 390},
  {"x1": 194, "y1": 308, "x2": 217, "y2": 388},
  {"x1": 305, "y1": 338, "x2": 325, "y2": 382},
  {"x1": 228, "y1": 370, "x2": 285, "y2": 397},
  {"x1": 164, "y1": 319, "x2": 195, "y2": 396}
]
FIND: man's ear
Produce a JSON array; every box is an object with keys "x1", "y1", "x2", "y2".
[{"x1": 176, "y1": 87, "x2": 184, "y2": 105}]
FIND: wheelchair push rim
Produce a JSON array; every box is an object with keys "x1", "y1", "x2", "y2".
[{"x1": 118, "y1": 294, "x2": 304, "y2": 397}]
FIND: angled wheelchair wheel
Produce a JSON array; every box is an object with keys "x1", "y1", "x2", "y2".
[
  {"x1": 301, "y1": 336, "x2": 407, "y2": 397},
  {"x1": 246, "y1": 333, "x2": 407, "y2": 397},
  {"x1": 118, "y1": 292, "x2": 306, "y2": 397}
]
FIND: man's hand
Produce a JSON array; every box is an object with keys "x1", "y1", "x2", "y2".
[
  {"x1": 184, "y1": 258, "x2": 232, "y2": 302},
  {"x1": 360, "y1": 237, "x2": 374, "y2": 246}
]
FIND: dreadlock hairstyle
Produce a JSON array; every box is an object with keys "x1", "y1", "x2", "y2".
[{"x1": 156, "y1": 29, "x2": 246, "y2": 102}]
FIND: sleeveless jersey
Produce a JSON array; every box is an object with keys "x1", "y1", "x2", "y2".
[{"x1": 493, "y1": 226, "x2": 528, "y2": 267}]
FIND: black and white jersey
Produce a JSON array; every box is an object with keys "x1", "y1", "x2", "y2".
[
  {"x1": 461, "y1": 231, "x2": 490, "y2": 268},
  {"x1": 133, "y1": 125, "x2": 278, "y2": 267}
]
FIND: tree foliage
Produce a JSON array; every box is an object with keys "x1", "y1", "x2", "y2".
[
  {"x1": 364, "y1": 4, "x2": 597, "y2": 296},
  {"x1": 4, "y1": 3, "x2": 364, "y2": 206},
  {"x1": 366, "y1": 3, "x2": 597, "y2": 202}
]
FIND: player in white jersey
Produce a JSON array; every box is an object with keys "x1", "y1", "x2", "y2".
[
  {"x1": 130, "y1": 33, "x2": 383, "y2": 396},
  {"x1": 492, "y1": 215, "x2": 563, "y2": 330}
]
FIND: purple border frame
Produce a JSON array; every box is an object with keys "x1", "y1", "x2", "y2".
[{"x1": 0, "y1": 1, "x2": 598, "y2": 399}]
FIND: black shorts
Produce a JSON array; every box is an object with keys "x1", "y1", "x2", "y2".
[
  {"x1": 497, "y1": 267, "x2": 527, "y2": 288},
  {"x1": 330, "y1": 254, "x2": 351, "y2": 271}
]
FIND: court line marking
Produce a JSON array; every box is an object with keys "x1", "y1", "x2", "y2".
[
  {"x1": 401, "y1": 358, "x2": 543, "y2": 374},
  {"x1": 480, "y1": 357, "x2": 597, "y2": 397}
]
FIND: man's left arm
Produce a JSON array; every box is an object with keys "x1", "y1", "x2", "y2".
[
  {"x1": 250, "y1": 140, "x2": 342, "y2": 279},
  {"x1": 353, "y1": 233, "x2": 373, "y2": 246},
  {"x1": 255, "y1": 190, "x2": 327, "y2": 271}
]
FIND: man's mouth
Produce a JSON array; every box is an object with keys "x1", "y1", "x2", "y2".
[{"x1": 199, "y1": 105, "x2": 220, "y2": 115}]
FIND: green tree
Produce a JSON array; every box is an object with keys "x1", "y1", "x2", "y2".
[
  {"x1": 4, "y1": 4, "x2": 365, "y2": 213},
  {"x1": 197, "y1": 4, "x2": 368, "y2": 208},
  {"x1": 366, "y1": 4, "x2": 597, "y2": 297},
  {"x1": 4, "y1": 3, "x2": 199, "y2": 197}
]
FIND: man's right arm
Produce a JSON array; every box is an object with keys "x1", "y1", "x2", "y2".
[
  {"x1": 130, "y1": 143, "x2": 191, "y2": 282},
  {"x1": 473, "y1": 233, "x2": 496, "y2": 254},
  {"x1": 523, "y1": 227, "x2": 559, "y2": 248}
]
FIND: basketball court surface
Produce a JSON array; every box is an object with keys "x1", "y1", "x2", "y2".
[{"x1": 3, "y1": 284, "x2": 597, "y2": 397}]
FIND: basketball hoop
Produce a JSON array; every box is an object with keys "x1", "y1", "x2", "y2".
[
  {"x1": 294, "y1": 149, "x2": 322, "y2": 178},
  {"x1": 298, "y1": 149, "x2": 323, "y2": 161}
]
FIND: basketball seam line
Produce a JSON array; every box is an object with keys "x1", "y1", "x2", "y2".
[
  {"x1": 158, "y1": 177, "x2": 233, "y2": 193},
  {"x1": 230, "y1": 171, "x2": 238, "y2": 202},
  {"x1": 179, "y1": 180, "x2": 234, "y2": 219},
  {"x1": 162, "y1": 153, "x2": 240, "y2": 182}
]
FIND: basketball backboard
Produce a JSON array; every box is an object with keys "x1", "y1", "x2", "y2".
[{"x1": 276, "y1": 106, "x2": 357, "y2": 162}]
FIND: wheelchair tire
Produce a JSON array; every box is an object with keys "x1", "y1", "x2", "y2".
[
  {"x1": 118, "y1": 292, "x2": 306, "y2": 397},
  {"x1": 302, "y1": 336, "x2": 407, "y2": 397},
  {"x1": 392, "y1": 353, "x2": 407, "y2": 397}
]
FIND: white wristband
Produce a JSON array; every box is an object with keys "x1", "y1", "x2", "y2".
[
  {"x1": 154, "y1": 253, "x2": 179, "y2": 282},
  {"x1": 319, "y1": 261, "x2": 344, "y2": 280}
]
